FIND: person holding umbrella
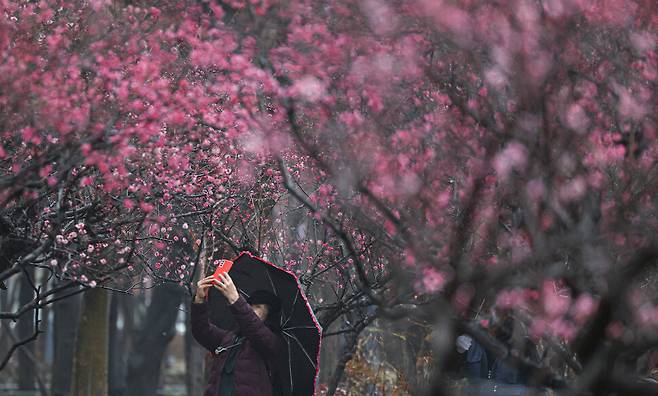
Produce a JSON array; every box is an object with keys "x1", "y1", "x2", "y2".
[
  {"x1": 194, "y1": 251, "x2": 323, "y2": 396},
  {"x1": 191, "y1": 270, "x2": 283, "y2": 396}
]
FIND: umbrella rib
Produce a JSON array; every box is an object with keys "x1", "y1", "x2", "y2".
[
  {"x1": 265, "y1": 266, "x2": 277, "y2": 295},
  {"x1": 265, "y1": 267, "x2": 285, "y2": 328},
  {"x1": 283, "y1": 325, "x2": 319, "y2": 330},
  {"x1": 285, "y1": 334, "x2": 294, "y2": 393},
  {"x1": 237, "y1": 287, "x2": 249, "y2": 299},
  {"x1": 283, "y1": 330, "x2": 317, "y2": 370},
  {"x1": 282, "y1": 288, "x2": 300, "y2": 328}
]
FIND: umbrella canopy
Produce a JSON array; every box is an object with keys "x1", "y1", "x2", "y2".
[{"x1": 208, "y1": 251, "x2": 322, "y2": 396}]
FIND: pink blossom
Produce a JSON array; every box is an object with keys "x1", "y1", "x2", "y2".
[
  {"x1": 559, "y1": 177, "x2": 587, "y2": 202},
  {"x1": 80, "y1": 176, "x2": 94, "y2": 187},
  {"x1": 493, "y1": 142, "x2": 528, "y2": 180},
  {"x1": 140, "y1": 202, "x2": 154, "y2": 213},
  {"x1": 526, "y1": 179, "x2": 546, "y2": 200},
  {"x1": 291, "y1": 75, "x2": 325, "y2": 102},
  {"x1": 630, "y1": 31, "x2": 656, "y2": 53},
  {"x1": 637, "y1": 306, "x2": 658, "y2": 326},
  {"x1": 89, "y1": 0, "x2": 109, "y2": 12},
  {"x1": 542, "y1": 280, "x2": 571, "y2": 318},
  {"x1": 616, "y1": 86, "x2": 647, "y2": 120},
  {"x1": 572, "y1": 293, "x2": 598, "y2": 323},
  {"x1": 485, "y1": 67, "x2": 507, "y2": 90},
  {"x1": 123, "y1": 199, "x2": 135, "y2": 210},
  {"x1": 39, "y1": 165, "x2": 53, "y2": 178},
  {"x1": 421, "y1": 267, "x2": 446, "y2": 293},
  {"x1": 21, "y1": 127, "x2": 36, "y2": 142},
  {"x1": 453, "y1": 284, "x2": 475, "y2": 314},
  {"x1": 360, "y1": 0, "x2": 398, "y2": 36},
  {"x1": 496, "y1": 289, "x2": 525, "y2": 310},
  {"x1": 565, "y1": 103, "x2": 590, "y2": 133}
]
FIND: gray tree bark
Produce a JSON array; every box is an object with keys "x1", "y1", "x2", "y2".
[
  {"x1": 108, "y1": 293, "x2": 124, "y2": 396},
  {"x1": 51, "y1": 286, "x2": 82, "y2": 396},
  {"x1": 124, "y1": 283, "x2": 184, "y2": 396},
  {"x1": 325, "y1": 330, "x2": 360, "y2": 396},
  {"x1": 71, "y1": 288, "x2": 110, "y2": 396}
]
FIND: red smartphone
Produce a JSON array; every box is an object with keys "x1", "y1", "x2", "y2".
[{"x1": 212, "y1": 259, "x2": 233, "y2": 281}]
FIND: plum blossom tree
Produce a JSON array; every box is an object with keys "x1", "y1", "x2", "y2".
[
  {"x1": 0, "y1": 2, "x2": 387, "y2": 389},
  {"x1": 261, "y1": 0, "x2": 658, "y2": 394},
  {"x1": 0, "y1": 0, "x2": 282, "y2": 370},
  {"x1": 1, "y1": 0, "x2": 657, "y2": 395}
]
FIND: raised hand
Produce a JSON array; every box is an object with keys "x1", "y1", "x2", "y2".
[
  {"x1": 194, "y1": 275, "x2": 218, "y2": 303},
  {"x1": 215, "y1": 272, "x2": 239, "y2": 304}
]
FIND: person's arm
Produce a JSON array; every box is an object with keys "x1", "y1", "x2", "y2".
[
  {"x1": 189, "y1": 276, "x2": 231, "y2": 352},
  {"x1": 228, "y1": 295, "x2": 281, "y2": 356},
  {"x1": 214, "y1": 272, "x2": 281, "y2": 356}
]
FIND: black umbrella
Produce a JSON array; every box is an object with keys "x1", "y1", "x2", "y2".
[{"x1": 208, "y1": 251, "x2": 322, "y2": 396}]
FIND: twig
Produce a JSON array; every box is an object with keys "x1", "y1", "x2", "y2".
[{"x1": 0, "y1": 298, "x2": 42, "y2": 371}]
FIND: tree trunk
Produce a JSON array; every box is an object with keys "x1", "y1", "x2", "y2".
[
  {"x1": 108, "y1": 293, "x2": 123, "y2": 396},
  {"x1": 318, "y1": 324, "x2": 343, "y2": 387},
  {"x1": 325, "y1": 331, "x2": 360, "y2": 396},
  {"x1": 124, "y1": 283, "x2": 184, "y2": 396},
  {"x1": 110, "y1": 292, "x2": 135, "y2": 396},
  {"x1": 17, "y1": 267, "x2": 36, "y2": 391},
  {"x1": 71, "y1": 288, "x2": 110, "y2": 396},
  {"x1": 51, "y1": 286, "x2": 82, "y2": 396},
  {"x1": 185, "y1": 294, "x2": 205, "y2": 396}
]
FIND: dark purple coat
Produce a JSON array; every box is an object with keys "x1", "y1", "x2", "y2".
[{"x1": 190, "y1": 296, "x2": 281, "y2": 396}]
